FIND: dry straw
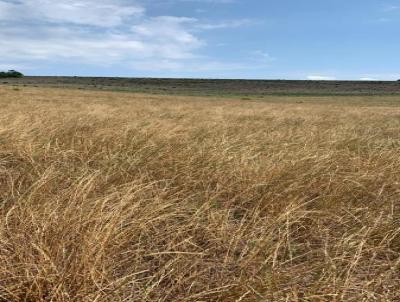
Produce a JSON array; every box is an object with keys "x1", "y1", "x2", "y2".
[{"x1": 0, "y1": 86, "x2": 400, "y2": 301}]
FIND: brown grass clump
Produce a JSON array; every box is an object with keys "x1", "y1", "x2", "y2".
[{"x1": 1, "y1": 86, "x2": 400, "y2": 301}]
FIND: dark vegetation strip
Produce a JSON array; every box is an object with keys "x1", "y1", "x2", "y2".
[{"x1": 2, "y1": 76, "x2": 400, "y2": 97}]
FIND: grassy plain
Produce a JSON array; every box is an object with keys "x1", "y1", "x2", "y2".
[
  {"x1": 5, "y1": 76, "x2": 400, "y2": 97},
  {"x1": 1, "y1": 86, "x2": 400, "y2": 301}
]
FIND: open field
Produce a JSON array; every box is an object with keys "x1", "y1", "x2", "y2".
[
  {"x1": 1, "y1": 86, "x2": 400, "y2": 301},
  {"x1": 3, "y1": 76, "x2": 400, "y2": 96}
]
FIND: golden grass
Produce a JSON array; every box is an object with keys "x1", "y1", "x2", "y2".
[{"x1": 1, "y1": 86, "x2": 400, "y2": 301}]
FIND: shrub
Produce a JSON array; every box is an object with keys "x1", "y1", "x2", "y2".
[{"x1": 0, "y1": 70, "x2": 24, "y2": 78}]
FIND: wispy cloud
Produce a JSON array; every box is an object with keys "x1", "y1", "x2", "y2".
[
  {"x1": 196, "y1": 18, "x2": 259, "y2": 30},
  {"x1": 0, "y1": 20, "x2": 201, "y2": 64},
  {"x1": 0, "y1": 0, "x2": 262, "y2": 73},
  {"x1": 0, "y1": 0, "x2": 271, "y2": 76},
  {"x1": 359, "y1": 73, "x2": 400, "y2": 81},
  {"x1": 379, "y1": 4, "x2": 400, "y2": 22},
  {"x1": 383, "y1": 4, "x2": 400, "y2": 12},
  {"x1": 0, "y1": 0, "x2": 145, "y2": 27},
  {"x1": 250, "y1": 50, "x2": 276, "y2": 62}
]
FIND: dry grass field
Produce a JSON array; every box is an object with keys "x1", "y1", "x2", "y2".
[{"x1": 1, "y1": 86, "x2": 400, "y2": 301}]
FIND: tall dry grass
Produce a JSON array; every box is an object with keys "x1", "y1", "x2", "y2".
[{"x1": 1, "y1": 86, "x2": 400, "y2": 301}]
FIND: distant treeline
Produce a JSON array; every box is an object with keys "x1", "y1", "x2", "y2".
[{"x1": 0, "y1": 70, "x2": 24, "y2": 78}]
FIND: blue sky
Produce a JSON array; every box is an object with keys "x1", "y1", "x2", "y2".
[{"x1": 0, "y1": 0, "x2": 399, "y2": 80}]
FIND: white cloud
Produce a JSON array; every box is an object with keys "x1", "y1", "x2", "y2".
[
  {"x1": 0, "y1": 24, "x2": 202, "y2": 64},
  {"x1": 131, "y1": 16, "x2": 203, "y2": 59},
  {"x1": 0, "y1": 0, "x2": 144, "y2": 27},
  {"x1": 0, "y1": 27, "x2": 146, "y2": 63},
  {"x1": 307, "y1": 75, "x2": 336, "y2": 81},
  {"x1": 0, "y1": 0, "x2": 204, "y2": 66},
  {"x1": 0, "y1": 0, "x2": 264, "y2": 74}
]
